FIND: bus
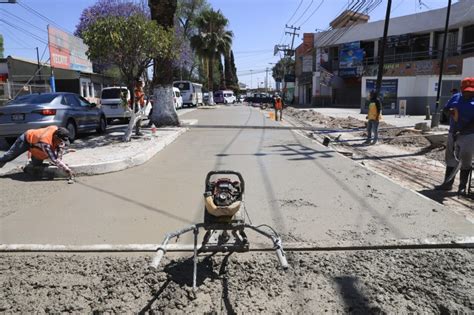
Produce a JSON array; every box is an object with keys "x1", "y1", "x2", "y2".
[{"x1": 173, "y1": 81, "x2": 203, "y2": 107}]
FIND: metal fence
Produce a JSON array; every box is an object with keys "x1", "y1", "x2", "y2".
[{"x1": 0, "y1": 81, "x2": 51, "y2": 105}]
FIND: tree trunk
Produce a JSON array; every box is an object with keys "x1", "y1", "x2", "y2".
[
  {"x1": 208, "y1": 53, "x2": 214, "y2": 104},
  {"x1": 224, "y1": 51, "x2": 232, "y2": 89},
  {"x1": 149, "y1": 0, "x2": 179, "y2": 127},
  {"x1": 218, "y1": 56, "x2": 225, "y2": 90}
]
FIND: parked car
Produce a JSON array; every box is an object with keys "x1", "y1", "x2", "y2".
[
  {"x1": 245, "y1": 93, "x2": 274, "y2": 106},
  {"x1": 100, "y1": 86, "x2": 152, "y2": 124},
  {"x1": 0, "y1": 92, "x2": 107, "y2": 144},
  {"x1": 173, "y1": 87, "x2": 183, "y2": 110},
  {"x1": 100, "y1": 86, "x2": 130, "y2": 124},
  {"x1": 203, "y1": 92, "x2": 210, "y2": 104}
]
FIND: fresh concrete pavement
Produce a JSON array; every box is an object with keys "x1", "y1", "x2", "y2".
[{"x1": 0, "y1": 104, "x2": 472, "y2": 247}]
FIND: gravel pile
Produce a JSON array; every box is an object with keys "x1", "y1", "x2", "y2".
[
  {"x1": 285, "y1": 107, "x2": 435, "y2": 150},
  {"x1": 1, "y1": 250, "x2": 472, "y2": 313}
]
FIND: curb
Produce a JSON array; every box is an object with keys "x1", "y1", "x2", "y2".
[
  {"x1": 74, "y1": 128, "x2": 186, "y2": 176},
  {"x1": 23, "y1": 128, "x2": 187, "y2": 178}
]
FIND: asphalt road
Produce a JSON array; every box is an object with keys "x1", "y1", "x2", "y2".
[{"x1": 0, "y1": 105, "x2": 472, "y2": 245}]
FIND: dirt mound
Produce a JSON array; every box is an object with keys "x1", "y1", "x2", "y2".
[{"x1": 1, "y1": 250, "x2": 472, "y2": 313}]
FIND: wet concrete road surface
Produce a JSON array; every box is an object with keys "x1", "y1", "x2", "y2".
[{"x1": 0, "y1": 105, "x2": 472, "y2": 245}]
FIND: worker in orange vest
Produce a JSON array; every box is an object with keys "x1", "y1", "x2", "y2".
[
  {"x1": 0, "y1": 126, "x2": 74, "y2": 179},
  {"x1": 134, "y1": 79, "x2": 146, "y2": 136},
  {"x1": 274, "y1": 95, "x2": 284, "y2": 121}
]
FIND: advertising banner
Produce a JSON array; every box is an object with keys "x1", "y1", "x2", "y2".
[
  {"x1": 339, "y1": 41, "x2": 364, "y2": 77},
  {"x1": 365, "y1": 79, "x2": 398, "y2": 110},
  {"x1": 48, "y1": 26, "x2": 93, "y2": 73}
]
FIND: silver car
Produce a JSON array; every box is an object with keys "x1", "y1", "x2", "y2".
[{"x1": 0, "y1": 92, "x2": 107, "y2": 144}]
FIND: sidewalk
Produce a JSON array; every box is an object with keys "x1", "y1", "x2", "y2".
[
  {"x1": 301, "y1": 107, "x2": 449, "y2": 129},
  {"x1": 0, "y1": 109, "x2": 197, "y2": 177}
]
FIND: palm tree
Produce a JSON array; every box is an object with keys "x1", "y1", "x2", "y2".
[
  {"x1": 149, "y1": 0, "x2": 180, "y2": 126},
  {"x1": 191, "y1": 9, "x2": 233, "y2": 103}
]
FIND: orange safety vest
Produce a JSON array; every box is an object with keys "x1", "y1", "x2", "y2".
[
  {"x1": 134, "y1": 87, "x2": 145, "y2": 107},
  {"x1": 25, "y1": 126, "x2": 58, "y2": 160},
  {"x1": 275, "y1": 98, "x2": 283, "y2": 110}
]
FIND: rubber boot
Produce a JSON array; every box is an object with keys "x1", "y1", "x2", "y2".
[
  {"x1": 458, "y1": 169, "x2": 471, "y2": 196},
  {"x1": 434, "y1": 166, "x2": 455, "y2": 190}
]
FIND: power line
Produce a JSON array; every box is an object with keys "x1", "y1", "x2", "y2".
[
  {"x1": 298, "y1": 0, "x2": 325, "y2": 28},
  {"x1": 292, "y1": 0, "x2": 314, "y2": 26},
  {"x1": 17, "y1": 0, "x2": 72, "y2": 35},
  {"x1": 286, "y1": 0, "x2": 304, "y2": 25},
  {"x1": 1, "y1": 8, "x2": 49, "y2": 35}
]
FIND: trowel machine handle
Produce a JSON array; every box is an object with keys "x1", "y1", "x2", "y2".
[{"x1": 205, "y1": 170, "x2": 245, "y2": 194}]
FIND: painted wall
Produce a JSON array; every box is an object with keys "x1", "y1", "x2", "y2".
[
  {"x1": 361, "y1": 75, "x2": 462, "y2": 115},
  {"x1": 462, "y1": 57, "x2": 474, "y2": 78}
]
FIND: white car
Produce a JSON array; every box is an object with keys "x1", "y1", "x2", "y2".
[
  {"x1": 100, "y1": 86, "x2": 151, "y2": 123},
  {"x1": 173, "y1": 87, "x2": 183, "y2": 109}
]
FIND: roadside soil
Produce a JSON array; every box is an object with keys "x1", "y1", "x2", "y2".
[
  {"x1": 283, "y1": 107, "x2": 473, "y2": 221},
  {"x1": 1, "y1": 250, "x2": 472, "y2": 313}
]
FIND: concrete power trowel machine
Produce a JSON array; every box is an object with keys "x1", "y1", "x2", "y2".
[{"x1": 150, "y1": 170, "x2": 288, "y2": 290}]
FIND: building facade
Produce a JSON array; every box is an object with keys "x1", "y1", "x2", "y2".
[{"x1": 294, "y1": 0, "x2": 474, "y2": 114}]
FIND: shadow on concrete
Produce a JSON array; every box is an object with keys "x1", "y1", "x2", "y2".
[
  {"x1": 77, "y1": 181, "x2": 194, "y2": 224},
  {"x1": 334, "y1": 276, "x2": 381, "y2": 314},
  {"x1": 138, "y1": 279, "x2": 171, "y2": 314},
  {"x1": 418, "y1": 189, "x2": 472, "y2": 204},
  {"x1": 164, "y1": 254, "x2": 220, "y2": 288},
  {"x1": 269, "y1": 143, "x2": 334, "y2": 160}
]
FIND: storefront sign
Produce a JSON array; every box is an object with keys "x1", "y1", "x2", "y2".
[{"x1": 365, "y1": 79, "x2": 398, "y2": 110}]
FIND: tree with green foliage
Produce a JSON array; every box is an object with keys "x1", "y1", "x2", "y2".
[
  {"x1": 82, "y1": 13, "x2": 173, "y2": 137},
  {"x1": 272, "y1": 57, "x2": 295, "y2": 82},
  {"x1": 149, "y1": 0, "x2": 180, "y2": 126},
  {"x1": 224, "y1": 49, "x2": 238, "y2": 91},
  {"x1": 191, "y1": 9, "x2": 233, "y2": 102}
]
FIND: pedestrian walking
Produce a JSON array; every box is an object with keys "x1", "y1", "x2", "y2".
[
  {"x1": 0, "y1": 126, "x2": 74, "y2": 179},
  {"x1": 274, "y1": 95, "x2": 284, "y2": 121},
  {"x1": 364, "y1": 90, "x2": 382, "y2": 145},
  {"x1": 436, "y1": 77, "x2": 474, "y2": 195}
]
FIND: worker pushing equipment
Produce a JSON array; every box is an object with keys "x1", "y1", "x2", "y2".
[{"x1": 150, "y1": 171, "x2": 288, "y2": 290}]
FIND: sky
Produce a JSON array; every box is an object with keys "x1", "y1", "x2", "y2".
[{"x1": 0, "y1": 0, "x2": 455, "y2": 89}]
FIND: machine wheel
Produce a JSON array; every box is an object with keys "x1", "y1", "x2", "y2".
[
  {"x1": 97, "y1": 116, "x2": 107, "y2": 134},
  {"x1": 65, "y1": 120, "x2": 77, "y2": 143},
  {"x1": 5, "y1": 137, "x2": 17, "y2": 146}
]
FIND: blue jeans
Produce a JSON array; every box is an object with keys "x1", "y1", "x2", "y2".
[
  {"x1": 0, "y1": 134, "x2": 29, "y2": 165},
  {"x1": 367, "y1": 120, "x2": 379, "y2": 142}
]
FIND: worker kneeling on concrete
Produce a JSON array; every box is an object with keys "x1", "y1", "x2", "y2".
[
  {"x1": 436, "y1": 77, "x2": 474, "y2": 195},
  {"x1": 0, "y1": 126, "x2": 74, "y2": 179}
]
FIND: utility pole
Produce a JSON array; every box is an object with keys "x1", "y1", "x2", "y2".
[
  {"x1": 250, "y1": 69, "x2": 253, "y2": 91},
  {"x1": 285, "y1": 24, "x2": 300, "y2": 56},
  {"x1": 282, "y1": 25, "x2": 300, "y2": 102},
  {"x1": 431, "y1": 0, "x2": 452, "y2": 128},
  {"x1": 375, "y1": 0, "x2": 392, "y2": 102},
  {"x1": 265, "y1": 67, "x2": 269, "y2": 93},
  {"x1": 35, "y1": 47, "x2": 41, "y2": 85}
]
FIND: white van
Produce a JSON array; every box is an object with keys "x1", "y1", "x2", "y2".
[
  {"x1": 101, "y1": 86, "x2": 151, "y2": 123},
  {"x1": 214, "y1": 90, "x2": 236, "y2": 104},
  {"x1": 173, "y1": 81, "x2": 203, "y2": 107},
  {"x1": 173, "y1": 87, "x2": 183, "y2": 109}
]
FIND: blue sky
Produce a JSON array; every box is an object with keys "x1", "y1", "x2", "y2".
[{"x1": 1, "y1": 0, "x2": 454, "y2": 89}]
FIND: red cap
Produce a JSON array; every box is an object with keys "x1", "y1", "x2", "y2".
[{"x1": 461, "y1": 77, "x2": 474, "y2": 92}]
